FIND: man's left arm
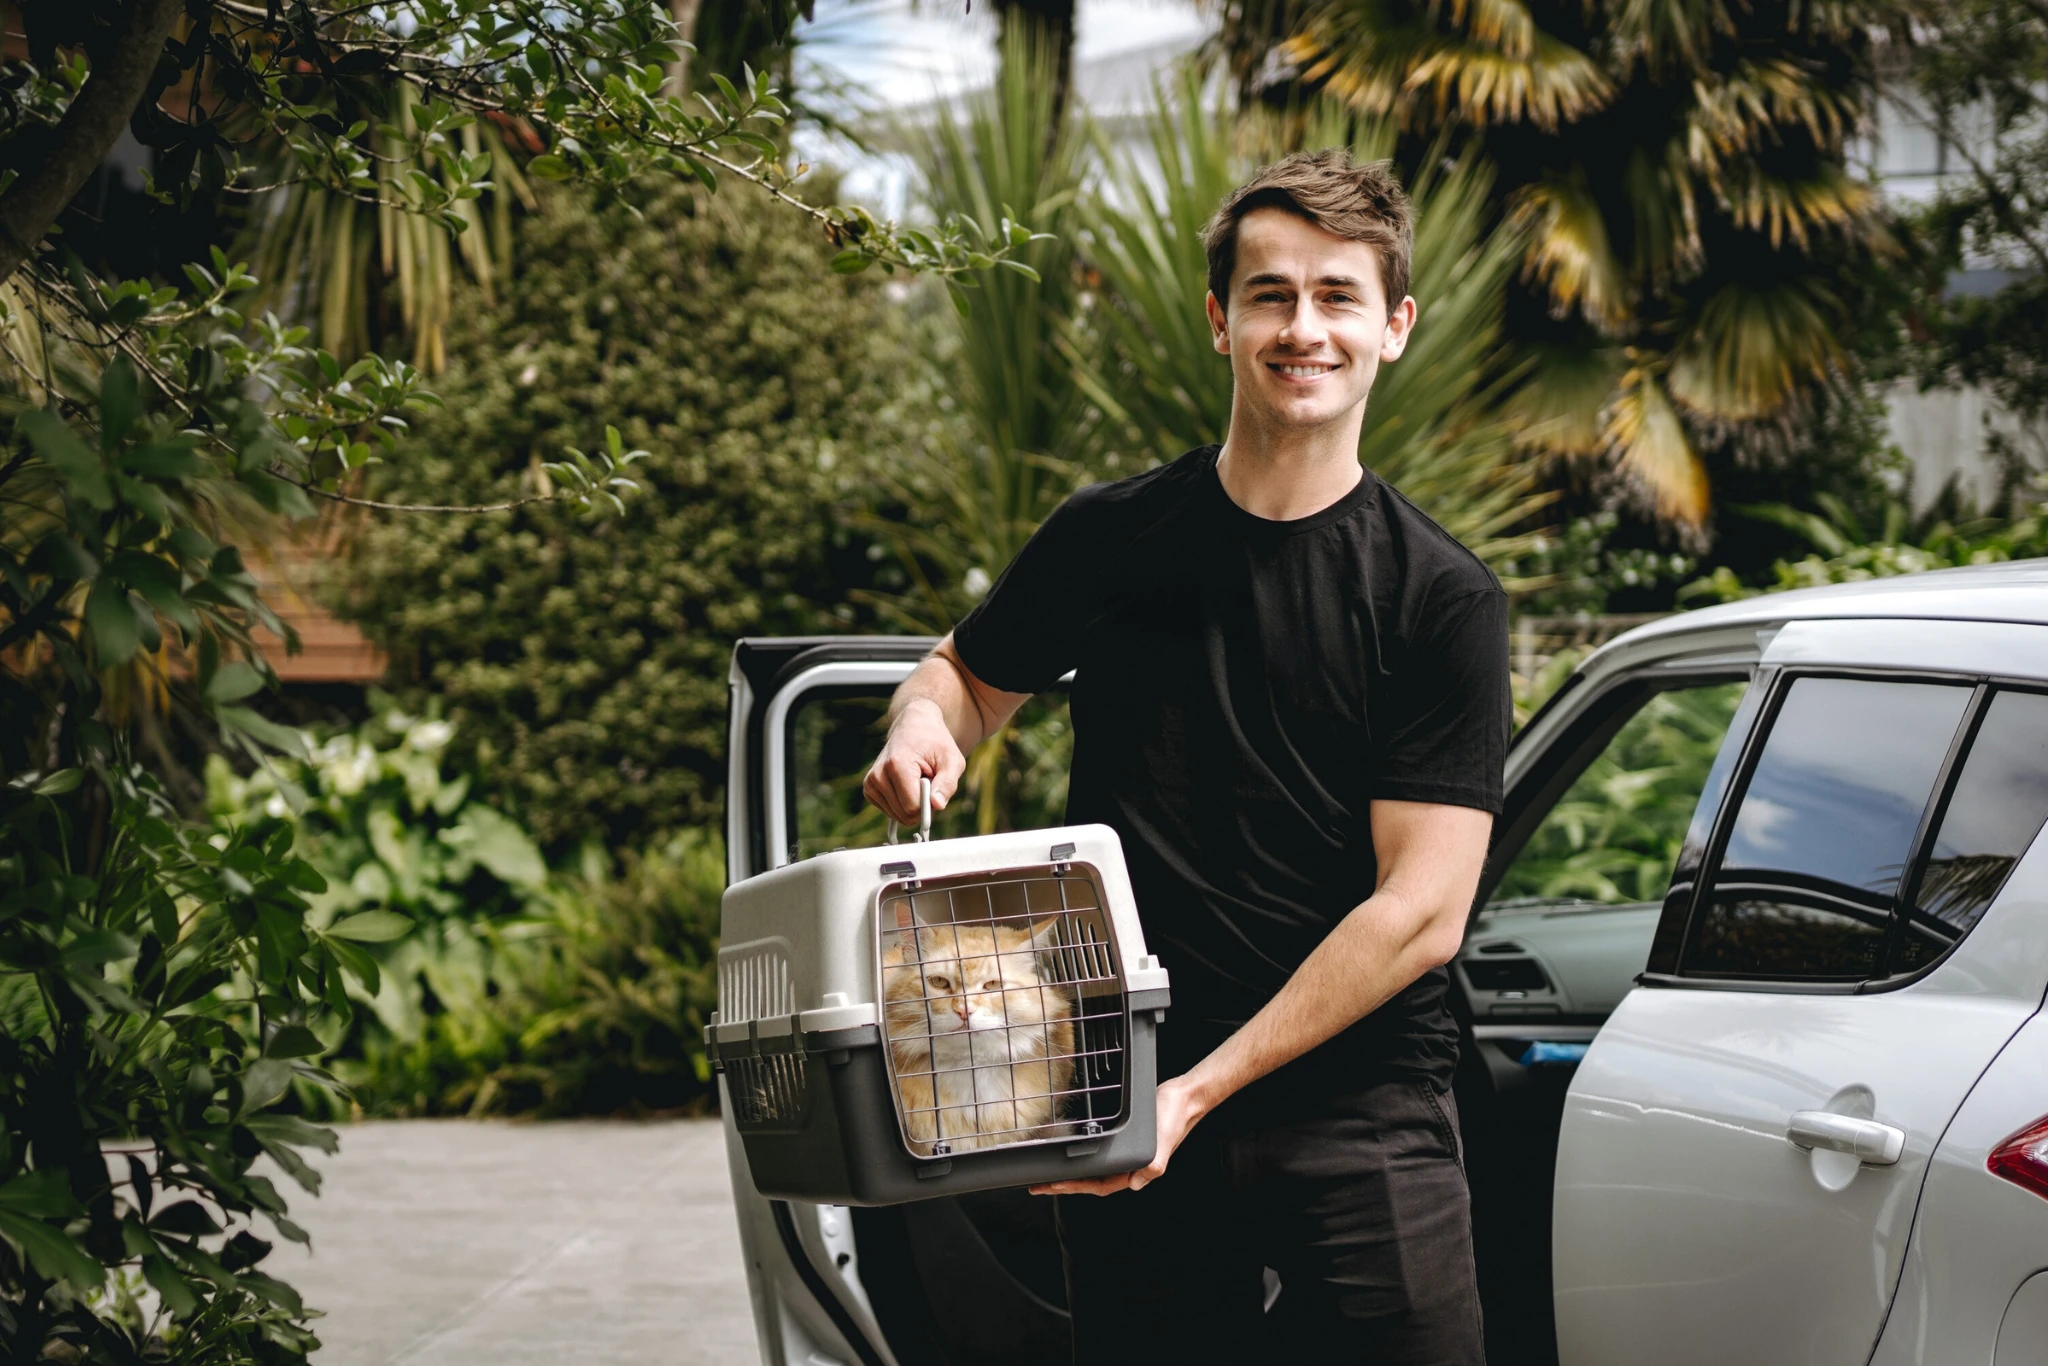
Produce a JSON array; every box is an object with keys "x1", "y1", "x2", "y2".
[{"x1": 1033, "y1": 797, "x2": 1493, "y2": 1196}]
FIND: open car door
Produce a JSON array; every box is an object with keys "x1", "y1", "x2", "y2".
[{"x1": 721, "y1": 637, "x2": 1076, "y2": 1366}]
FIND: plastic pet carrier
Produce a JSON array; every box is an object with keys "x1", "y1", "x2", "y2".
[{"x1": 710, "y1": 783, "x2": 1170, "y2": 1205}]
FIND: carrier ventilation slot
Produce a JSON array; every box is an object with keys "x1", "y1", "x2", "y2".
[
  {"x1": 726, "y1": 1053, "x2": 807, "y2": 1128},
  {"x1": 878, "y1": 869, "x2": 1128, "y2": 1159},
  {"x1": 718, "y1": 940, "x2": 793, "y2": 1026}
]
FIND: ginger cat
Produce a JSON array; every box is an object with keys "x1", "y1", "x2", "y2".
[{"x1": 882, "y1": 919, "x2": 1076, "y2": 1155}]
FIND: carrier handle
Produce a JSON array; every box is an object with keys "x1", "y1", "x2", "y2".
[{"x1": 885, "y1": 776, "x2": 933, "y2": 845}]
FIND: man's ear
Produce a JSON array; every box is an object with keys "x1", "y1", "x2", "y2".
[
  {"x1": 1380, "y1": 295, "x2": 1418, "y2": 364},
  {"x1": 1206, "y1": 290, "x2": 1230, "y2": 355}
]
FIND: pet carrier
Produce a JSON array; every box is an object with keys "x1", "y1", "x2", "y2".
[{"x1": 710, "y1": 780, "x2": 1171, "y2": 1205}]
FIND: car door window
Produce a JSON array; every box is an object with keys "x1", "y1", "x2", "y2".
[
  {"x1": 1491, "y1": 680, "x2": 1750, "y2": 908},
  {"x1": 1894, "y1": 689, "x2": 2048, "y2": 973},
  {"x1": 788, "y1": 689, "x2": 1072, "y2": 861},
  {"x1": 1682, "y1": 676, "x2": 1974, "y2": 981}
]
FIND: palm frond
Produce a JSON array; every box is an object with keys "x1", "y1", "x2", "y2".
[
  {"x1": 1402, "y1": 31, "x2": 1615, "y2": 130},
  {"x1": 240, "y1": 89, "x2": 536, "y2": 371},
  {"x1": 1667, "y1": 277, "x2": 1844, "y2": 419},
  {"x1": 1688, "y1": 58, "x2": 1863, "y2": 161},
  {"x1": 1604, "y1": 364, "x2": 1711, "y2": 523},
  {"x1": 1287, "y1": 0, "x2": 1611, "y2": 131},
  {"x1": 1506, "y1": 342, "x2": 1627, "y2": 456},
  {"x1": 1608, "y1": 0, "x2": 1739, "y2": 74},
  {"x1": 1709, "y1": 160, "x2": 1876, "y2": 250},
  {"x1": 862, "y1": 21, "x2": 1096, "y2": 633},
  {"x1": 1509, "y1": 176, "x2": 1634, "y2": 330}
]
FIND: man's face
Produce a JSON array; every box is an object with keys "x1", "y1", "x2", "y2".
[{"x1": 1207, "y1": 207, "x2": 1416, "y2": 435}]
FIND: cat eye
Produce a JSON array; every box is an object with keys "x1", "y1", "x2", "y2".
[
  {"x1": 981, "y1": 979, "x2": 1003, "y2": 992},
  {"x1": 926, "y1": 975, "x2": 952, "y2": 991}
]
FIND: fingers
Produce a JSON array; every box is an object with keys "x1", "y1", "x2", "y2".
[
  {"x1": 861, "y1": 751, "x2": 925, "y2": 826},
  {"x1": 929, "y1": 741, "x2": 967, "y2": 811},
  {"x1": 1028, "y1": 1172, "x2": 1137, "y2": 1197},
  {"x1": 1127, "y1": 1158, "x2": 1167, "y2": 1192}
]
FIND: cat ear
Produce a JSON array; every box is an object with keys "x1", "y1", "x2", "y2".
[{"x1": 1028, "y1": 915, "x2": 1065, "y2": 949}]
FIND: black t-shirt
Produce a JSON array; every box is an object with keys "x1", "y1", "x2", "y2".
[{"x1": 952, "y1": 445, "x2": 1511, "y2": 1092}]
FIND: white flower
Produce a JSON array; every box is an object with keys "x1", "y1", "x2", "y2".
[
  {"x1": 409, "y1": 720, "x2": 455, "y2": 753},
  {"x1": 264, "y1": 793, "x2": 290, "y2": 819},
  {"x1": 963, "y1": 566, "x2": 992, "y2": 599},
  {"x1": 327, "y1": 740, "x2": 377, "y2": 797}
]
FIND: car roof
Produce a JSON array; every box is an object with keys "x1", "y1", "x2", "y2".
[{"x1": 1611, "y1": 559, "x2": 2048, "y2": 651}]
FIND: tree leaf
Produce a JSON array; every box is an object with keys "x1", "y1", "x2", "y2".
[
  {"x1": 142, "y1": 1253, "x2": 199, "y2": 1317},
  {"x1": 325, "y1": 910, "x2": 415, "y2": 943},
  {"x1": 240, "y1": 1058, "x2": 294, "y2": 1113},
  {"x1": 0, "y1": 1210, "x2": 102, "y2": 1290},
  {"x1": 19, "y1": 409, "x2": 111, "y2": 509},
  {"x1": 148, "y1": 1200, "x2": 222, "y2": 1236},
  {"x1": 527, "y1": 154, "x2": 572, "y2": 180},
  {"x1": 32, "y1": 769, "x2": 82, "y2": 796},
  {"x1": 84, "y1": 581, "x2": 142, "y2": 665},
  {"x1": 99, "y1": 357, "x2": 142, "y2": 449},
  {"x1": 265, "y1": 1024, "x2": 323, "y2": 1059},
  {"x1": 204, "y1": 661, "x2": 266, "y2": 705},
  {"x1": 442, "y1": 806, "x2": 546, "y2": 888}
]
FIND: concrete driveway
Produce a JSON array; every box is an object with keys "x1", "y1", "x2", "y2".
[{"x1": 272, "y1": 1119, "x2": 758, "y2": 1365}]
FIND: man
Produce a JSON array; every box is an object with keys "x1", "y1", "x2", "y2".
[{"x1": 862, "y1": 149, "x2": 1508, "y2": 1362}]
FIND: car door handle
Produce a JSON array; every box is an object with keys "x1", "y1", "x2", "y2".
[{"x1": 1787, "y1": 1111, "x2": 1905, "y2": 1165}]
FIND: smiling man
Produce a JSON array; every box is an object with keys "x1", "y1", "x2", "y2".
[{"x1": 864, "y1": 151, "x2": 1508, "y2": 1362}]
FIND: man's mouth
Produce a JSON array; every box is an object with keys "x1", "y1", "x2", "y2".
[{"x1": 1269, "y1": 361, "x2": 1339, "y2": 381}]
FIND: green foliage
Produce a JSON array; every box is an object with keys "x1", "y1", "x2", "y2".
[
  {"x1": 338, "y1": 177, "x2": 910, "y2": 847},
  {"x1": 206, "y1": 711, "x2": 723, "y2": 1117},
  {"x1": 341, "y1": 833, "x2": 724, "y2": 1118},
  {"x1": 1496, "y1": 511, "x2": 1700, "y2": 615},
  {"x1": 0, "y1": 306, "x2": 418, "y2": 1359},
  {"x1": 1678, "y1": 483, "x2": 2048, "y2": 603},
  {"x1": 1495, "y1": 682, "x2": 1749, "y2": 905},
  {"x1": 204, "y1": 700, "x2": 548, "y2": 931},
  {"x1": 860, "y1": 24, "x2": 1096, "y2": 639}
]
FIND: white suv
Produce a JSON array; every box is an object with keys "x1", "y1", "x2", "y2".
[{"x1": 718, "y1": 559, "x2": 2048, "y2": 1366}]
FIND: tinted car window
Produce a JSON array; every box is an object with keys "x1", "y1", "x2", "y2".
[
  {"x1": 1894, "y1": 689, "x2": 2048, "y2": 972},
  {"x1": 1684, "y1": 677, "x2": 1973, "y2": 980}
]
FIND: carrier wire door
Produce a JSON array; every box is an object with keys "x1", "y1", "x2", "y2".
[{"x1": 879, "y1": 862, "x2": 1129, "y2": 1158}]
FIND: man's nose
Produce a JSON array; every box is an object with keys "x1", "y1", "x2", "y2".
[{"x1": 1279, "y1": 296, "x2": 1327, "y2": 348}]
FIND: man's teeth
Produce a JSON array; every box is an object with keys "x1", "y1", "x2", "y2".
[{"x1": 1277, "y1": 364, "x2": 1334, "y2": 377}]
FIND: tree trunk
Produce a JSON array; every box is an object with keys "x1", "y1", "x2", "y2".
[
  {"x1": 995, "y1": 0, "x2": 1078, "y2": 128},
  {"x1": 0, "y1": 0, "x2": 186, "y2": 287},
  {"x1": 666, "y1": 0, "x2": 705, "y2": 98}
]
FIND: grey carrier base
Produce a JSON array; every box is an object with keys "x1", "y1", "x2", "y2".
[{"x1": 712, "y1": 1002, "x2": 1167, "y2": 1205}]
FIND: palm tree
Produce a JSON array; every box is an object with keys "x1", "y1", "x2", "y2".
[{"x1": 1274, "y1": 0, "x2": 1899, "y2": 526}]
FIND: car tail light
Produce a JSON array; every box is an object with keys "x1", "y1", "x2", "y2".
[{"x1": 1988, "y1": 1116, "x2": 2048, "y2": 1201}]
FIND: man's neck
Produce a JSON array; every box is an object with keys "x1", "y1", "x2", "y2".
[{"x1": 1214, "y1": 410, "x2": 1366, "y2": 522}]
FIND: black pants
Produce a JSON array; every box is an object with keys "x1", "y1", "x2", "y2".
[{"x1": 1055, "y1": 1077, "x2": 1484, "y2": 1364}]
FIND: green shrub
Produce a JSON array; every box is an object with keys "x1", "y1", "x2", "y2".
[
  {"x1": 345, "y1": 833, "x2": 723, "y2": 1118},
  {"x1": 1679, "y1": 483, "x2": 2048, "y2": 604},
  {"x1": 338, "y1": 177, "x2": 910, "y2": 850},
  {"x1": 208, "y1": 711, "x2": 721, "y2": 1117}
]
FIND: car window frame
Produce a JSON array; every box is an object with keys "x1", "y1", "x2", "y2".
[{"x1": 1641, "y1": 664, "x2": 2048, "y2": 996}]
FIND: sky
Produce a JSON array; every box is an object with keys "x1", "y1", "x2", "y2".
[
  {"x1": 794, "y1": 0, "x2": 1209, "y2": 109},
  {"x1": 788, "y1": 0, "x2": 1210, "y2": 215}
]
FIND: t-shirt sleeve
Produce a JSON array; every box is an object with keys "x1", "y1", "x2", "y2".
[
  {"x1": 950, "y1": 491, "x2": 1104, "y2": 695},
  {"x1": 1365, "y1": 587, "x2": 1511, "y2": 813}
]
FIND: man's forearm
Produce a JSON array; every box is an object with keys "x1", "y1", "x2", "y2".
[
  {"x1": 887, "y1": 646, "x2": 997, "y2": 752},
  {"x1": 1178, "y1": 882, "x2": 1465, "y2": 1112}
]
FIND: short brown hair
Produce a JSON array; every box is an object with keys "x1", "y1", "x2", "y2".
[{"x1": 1201, "y1": 150, "x2": 1414, "y2": 314}]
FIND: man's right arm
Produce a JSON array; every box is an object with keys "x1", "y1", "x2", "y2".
[{"x1": 862, "y1": 634, "x2": 1033, "y2": 826}]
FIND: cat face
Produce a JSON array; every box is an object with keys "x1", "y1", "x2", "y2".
[{"x1": 883, "y1": 920, "x2": 1070, "y2": 1042}]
